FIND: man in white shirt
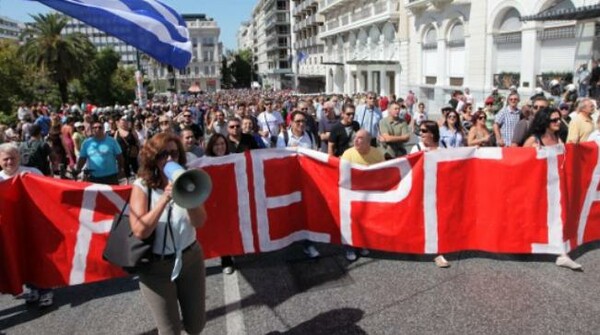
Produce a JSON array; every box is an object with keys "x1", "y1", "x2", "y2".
[
  {"x1": 257, "y1": 99, "x2": 285, "y2": 147},
  {"x1": 276, "y1": 111, "x2": 316, "y2": 149}
]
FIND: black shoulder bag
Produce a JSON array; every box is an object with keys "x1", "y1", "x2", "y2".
[{"x1": 103, "y1": 187, "x2": 156, "y2": 273}]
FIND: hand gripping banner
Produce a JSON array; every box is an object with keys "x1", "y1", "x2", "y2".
[{"x1": 2, "y1": 144, "x2": 600, "y2": 294}]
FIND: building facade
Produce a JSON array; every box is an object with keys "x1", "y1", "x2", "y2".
[
  {"x1": 237, "y1": 22, "x2": 253, "y2": 51},
  {"x1": 319, "y1": 0, "x2": 402, "y2": 96},
  {"x1": 0, "y1": 16, "x2": 22, "y2": 42},
  {"x1": 63, "y1": 17, "x2": 138, "y2": 66},
  {"x1": 402, "y1": 0, "x2": 600, "y2": 112},
  {"x1": 291, "y1": 0, "x2": 326, "y2": 92},
  {"x1": 144, "y1": 14, "x2": 222, "y2": 93},
  {"x1": 251, "y1": 0, "x2": 294, "y2": 90}
]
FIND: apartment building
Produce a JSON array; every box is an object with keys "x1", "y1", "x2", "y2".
[
  {"x1": 291, "y1": 0, "x2": 326, "y2": 92},
  {"x1": 0, "y1": 16, "x2": 22, "y2": 42}
]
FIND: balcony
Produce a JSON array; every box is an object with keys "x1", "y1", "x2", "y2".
[
  {"x1": 320, "y1": 0, "x2": 347, "y2": 14},
  {"x1": 405, "y1": 0, "x2": 454, "y2": 14},
  {"x1": 320, "y1": 0, "x2": 399, "y2": 38}
]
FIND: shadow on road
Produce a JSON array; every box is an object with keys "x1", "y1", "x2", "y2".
[
  {"x1": 265, "y1": 308, "x2": 366, "y2": 335},
  {"x1": 0, "y1": 276, "x2": 139, "y2": 331}
]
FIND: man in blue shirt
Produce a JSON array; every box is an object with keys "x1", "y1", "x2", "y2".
[
  {"x1": 75, "y1": 120, "x2": 124, "y2": 184},
  {"x1": 355, "y1": 92, "x2": 382, "y2": 146}
]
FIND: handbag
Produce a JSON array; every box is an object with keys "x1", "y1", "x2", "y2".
[{"x1": 103, "y1": 187, "x2": 155, "y2": 273}]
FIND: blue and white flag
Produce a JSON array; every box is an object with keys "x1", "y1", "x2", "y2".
[
  {"x1": 32, "y1": 0, "x2": 192, "y2": 69},
  {"x1": 297, "y1": 51, "x2": 309, "y2": 64}
]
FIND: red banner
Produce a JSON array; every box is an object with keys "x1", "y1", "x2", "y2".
[{"x1": 2, "y1": 144, "x2": 600, "y2": 294}]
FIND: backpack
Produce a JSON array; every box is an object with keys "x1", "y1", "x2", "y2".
[{"x1": 19, "y1": 139, "x2": 44, "y2": 169}]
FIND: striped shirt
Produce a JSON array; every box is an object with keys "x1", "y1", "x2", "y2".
[{"x1": 494, "y1": 107, "x2": 521, "y2": 146}]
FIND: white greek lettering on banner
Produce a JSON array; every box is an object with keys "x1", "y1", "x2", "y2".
[
  {"x1": 338, "y1": 156, "x2": 413, "y2": 246},
  {"x1": 251, "y1": 148, "x2": 331, "y2": 252},
  {"x1": 423, "y1": 147, "x2": 503, "y2": 254},
  {"x1": 189, "y1": 155, "x2": 254, "y2": 253},
  {"x1": 577, "y1": 146, "x2": 600, "y2": 246},
  {"x1": 70, "y1": 184, "x2": 126, "y2": 285},
  {"x1": 531, "y1": 145, "x2": 568, "y2": 254}
]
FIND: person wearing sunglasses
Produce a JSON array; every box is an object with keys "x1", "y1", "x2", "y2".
[
  {"x1": 74, "y1": 120, "x2": 124, "y2": 185},
  {"x1": 467, "y1": 111, "x2": 492, "y2": 147},
  {"x1": 318, "y1": 101, "x2": 339, "y2": 153},
  {"x1": 493, "y1": 92, "x2": 521, "y2": 147},
  {"x1": 511, "y1": 97, "x2": 549, "y2": 147},
  {"x1": 440, "y1": 110, "x2": 466, "y2": 148},
  {"x1": 328, "y1": 104, "x2": 360, "y2": 157},
  {"x1": 522, "y1": 107, "x2": 582, "y2": 271},
  {"x1": 226, "y1": 118, "x2": 259, "y2": 153},
  {"x1": 129, "y1": 133, "x2": 208, "y2": 334},
  {"x1": 409, "y1": 121, "x2": 449, "y2": 267}
]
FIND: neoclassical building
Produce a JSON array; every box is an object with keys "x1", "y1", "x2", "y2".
[
  {"x1": 401, "y1": 0, "x2": 600, "y2": 110},
  {"x1": 320, "y1": 0, "x2": 402, "y2": 96}
]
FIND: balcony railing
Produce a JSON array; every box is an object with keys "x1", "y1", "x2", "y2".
[{"x1": 321, "y1": 0, "x2": 399, "y2": 36}]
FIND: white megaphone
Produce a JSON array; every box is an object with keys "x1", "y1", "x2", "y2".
[{"x1": 163, "y1": 161, "x2": 212, "y2": 209}]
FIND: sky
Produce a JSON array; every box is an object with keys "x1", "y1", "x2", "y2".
[{"x1": 0, "y1": 0, "x2": 255, "y2": 51}]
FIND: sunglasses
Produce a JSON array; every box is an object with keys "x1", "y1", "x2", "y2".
[
  {"x1": 229, "y1": 125, "x2": 240, "y2": 129},
  {"x1": 92, "y1": 126, "x2": 103, "y2": 129},
  {"x1": 549, "y1": 118, "x2": 561, "y2": 123},
  {"x1": 478, "y1": 116, "x2": 486, "y2": 120},
  {"x1": 448, "y1": 115, "x2": 457, "y2": 119},
  {"x1": 532, "y1": 105, "x2": 545, "y2": 110},
  {"x1": 345, "y1": 113, "x2": 355, "y2": 116},
  {"x1": 160, "y1": 121, "x2": 170, "y2": 125},
  {"x1": 509, "y1": 98, "x2": 519, "y2": 102},
  {"x1": 294, "y1": 119, "x2": 306, "y2": 124},
  {"x1": 183, "y1": 114, "x2": 192, "y2": 117},
  {"x1": 157, "y1": 149, "x2": 179, "y2": 160}
]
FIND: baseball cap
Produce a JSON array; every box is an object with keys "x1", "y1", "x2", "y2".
[
  {"x1": 74, "y1": 121, "x2": 84, "y2": 128},
  {"x1": 485, "y1": 97, "x2": 495, "y2": 105}
]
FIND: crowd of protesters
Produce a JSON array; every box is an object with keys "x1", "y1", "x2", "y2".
[{"x1": 1, "y1": 82, "x2": 599, "y2": 309}]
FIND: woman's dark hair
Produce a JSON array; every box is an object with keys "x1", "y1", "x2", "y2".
[
  {"x1": 526, "y1": 107, "x2": 560, "y2": 141},
  {"x1": 138, "y1": 132, "x2": 186, "y2": 189},
  {"x1": 443, "y1": 110, "x2": 464, "y2": 133},
  {"x1": 205, "y1": 133, "x2": 230, "y2": 157},
  {"x1": 472, "y1": 111, "x2": 487, "y2": 125},
  {"x1": 420, "y1": 120, "x2": 440, "y2": 143}
]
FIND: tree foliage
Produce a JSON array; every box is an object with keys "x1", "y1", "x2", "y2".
[
  {"x1": 19, "y1": 13, "x2": 96, "y2": 103},
  {"x1": 229, "y1": 48, "x2": 256, "y2": 88}
]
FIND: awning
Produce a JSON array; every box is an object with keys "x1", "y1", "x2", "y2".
[
  {"x1": 521, "y1": 4, "x2": 600, "y2": 21},
  {"x1": 321, "y1": 61, "x2": 344, "y2": 66}
]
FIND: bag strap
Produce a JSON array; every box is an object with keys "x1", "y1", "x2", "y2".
[{"x1": 160, "y1": 204, "x2": 173, "y2": 259}]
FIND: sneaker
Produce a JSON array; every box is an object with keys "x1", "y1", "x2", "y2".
[
  {"x1": 222, "y1": 266, "x2": 235, "y2": 275},
  {"x1": 23, "y1": 288, "x2": 39, "y2": 304},
  {"x1": 303, "y1": 245, "x2": 320, "y2": 259},
  {"x1": 345, "y1": 249, "x2": 358, "y2": 262},
  {"x1": 359, "y1": 248, "x2": 370, "y2": 257},
  {"x1": 38, "y1": 291, "x2": 54, "y2": 307},
  {"x1": 556, "y1": 255, "x2": 583, "y2": 271},
  {"x1": 434, "y1": 255, "x2": 450, "y2": 268}
]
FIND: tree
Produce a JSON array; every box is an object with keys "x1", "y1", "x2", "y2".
[
  {"x1": 19, "y1": 13, "x2": 96, "y2": 104},
  {"x1": 82, "y1": 48, "x2": 121, "y2": 105},
  {"x1": 0, "y1": 41, "x2": 27, "y2": 116},
  {"x1": 230, "y1": 48, "x2": 255, "y2": 88},
  {"x1": 221, "y1": 54, "x2": 233, "y2": 89}
]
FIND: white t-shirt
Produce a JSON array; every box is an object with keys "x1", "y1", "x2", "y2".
[
  {"x1": 0, "y1": 166, "x2": 42, "y2": 181},
  {"x1": 276, "y1": 130, "x2": 315, "y2": 149},
  {"x1": 257, "y1": 111, "x2": 284, "y2": 137},
  {"x1": 132, "y1": 178, "x2": 196, "y2": 256}
]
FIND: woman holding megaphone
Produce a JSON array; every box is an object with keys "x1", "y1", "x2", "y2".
[{"x1": 129, "y1": 132, "x2": 207, "y2": 335}]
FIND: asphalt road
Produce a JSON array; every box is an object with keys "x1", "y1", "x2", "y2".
[{"x1": 2, "y1": 242, "x2": 600, "y2": 335}]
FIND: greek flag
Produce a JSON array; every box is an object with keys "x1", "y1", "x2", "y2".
[{"x1": 33, "y1": 0, "x2": 192, "y2": 69}]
